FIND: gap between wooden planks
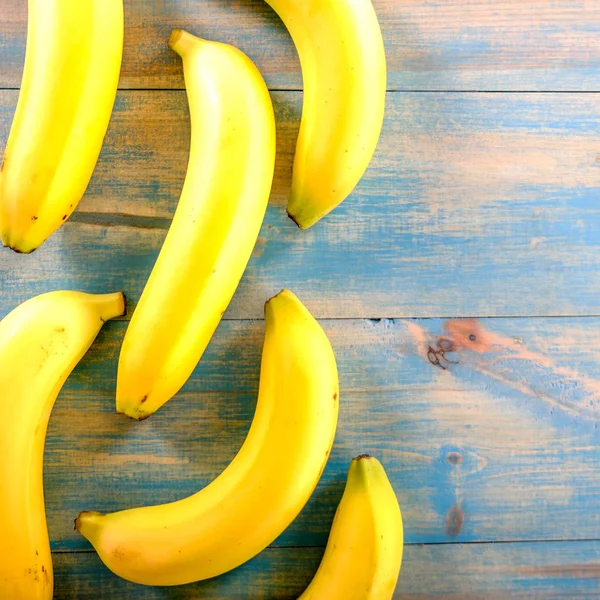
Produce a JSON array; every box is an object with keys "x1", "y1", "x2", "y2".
[{"x1": 50, "y1": 540, "x2": 600, "y2": 599}]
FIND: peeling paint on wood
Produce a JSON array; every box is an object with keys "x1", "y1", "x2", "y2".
[{"x1": 410, "y1": 317, "x2": 600, "y2": 419}]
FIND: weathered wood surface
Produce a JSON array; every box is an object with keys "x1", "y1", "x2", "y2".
[
  {"x1": 2, "y1": 1, "x2": 600, "y2": 597},
  {"x1": 1, "y1": 91, "x2": 599, "y2": 319},
  {"x1": 41, "y1": 317, "x2": 600, "y2": 550},
  {"x1": 52, "y1": 541, "x2": 600, "y2": 599},
  {"x1": 1, "y1": 0, "x2": 599, "y2": 91}
]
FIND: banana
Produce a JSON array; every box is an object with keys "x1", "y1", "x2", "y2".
[
  {"x1": 76, "y1": 289, "x2": 339, "y2": 586},
  {"x1": 116, "y1": 29, "x2": 276, "y2": 420},
  {"x1": 299, "y1": 455, "x2": 403, "y2": 599},
  {"x1": 0, "y1": 290, "x2": 125, "y2": 600},
  {"x1": 265, "y1": 0, "x2": 386, "y2": 228},
  {"x1": 0, "y1": 0, "x2": 123, "y2": 254}
]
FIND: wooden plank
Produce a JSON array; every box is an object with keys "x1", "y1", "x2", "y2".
[
  {"x1": 52, "y1": 541, "x2": 600, "y2": 599},
  {"x1": 39, "y1": 316, "x2": 600, "y2": 549},
  {"x1": 1, "y1": 1, "x2": 599, "y2": 91},
  {"x1": 2, "y1": 91, "x2": 600, "y2": 319},
  {"x1": 44, "y1": 316, "x2": 600, "y2": 395}
]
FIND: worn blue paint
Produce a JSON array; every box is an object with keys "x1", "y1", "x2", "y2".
[
  {"x1": 37, "y1": 316, "x2": 600, "y2": 552},
  {"x1": 1, "y1": 91, "x2": 600, "y2": 319},
  {"x1": 51, "y1": 540, "x2": 600, "y2": 598},
  {"x1": 1, "y1": 2, "x2": 599, "y2": 596},
  {"x1": 2, "y1": 1, "x2": 600, "y2": 91}
]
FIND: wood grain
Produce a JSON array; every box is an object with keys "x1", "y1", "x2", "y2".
[
  {"x1": 2, "y1": 3, "x2": 600, "y2": 597},
  {"x1": 52, "y1": 540, "x2": 600, "y2": 599},
  {"x1": 1, "y1": 90, "x2": 599, "y2": 319},
  {"x1": 38, "y1": 316, "x2": 600, "y2": 549},
  {"x1": 1, "y1": 0, "x2": 599, "y2": 91}
]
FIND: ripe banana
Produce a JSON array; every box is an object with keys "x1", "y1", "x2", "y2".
[
  {"x1": 299, "y1": 455, "x2": 403, "y2": 599},
  {"x1": 265, "y1": 0, "x2": 386, "y2": 228},
  {"x1": 77, "y1": 290, "x2": 339, "y2": 586},
  {"x1": 116, "y1": 29, "x2": 276, "y2": 420},
  {"x1": 0, "y1": 290, "x2": 125, "y2": 600},
  {"x1": 0, "y1": 0, "x2": 123, "y2": 254}
]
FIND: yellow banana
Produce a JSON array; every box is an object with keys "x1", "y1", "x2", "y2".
[
  {"x1": 265, "y1": 0, "x2": 386, "y2": 228},
  {"x1": 0, "y1": 290, "x2": 125, "y2": 600},
  {"x1": 0, "y1": 0, "x2": 123, "y2": 253},
  {"x1": 77, "y1": 290, "x2": 339, "y2": 586},
  {"x1": 299, "y1": 455, "x2": 403, "y2": 599},
  {"x1": 116, "y1": 29, "x2": 276, "y2": 420}
]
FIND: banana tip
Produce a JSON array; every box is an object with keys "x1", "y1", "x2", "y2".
[
  {"x1": 287, "y1": 210, "x2": 303, "y2": 229},
  {"x1": 265, "y1": 289, "x2": 288, "y2": 304},
  {"x1": 2, "y1": 230, "x2": 38, "y2": 253},
  {"x1": 116, "y1": 406, "x2": 152, "y2": 421},
  {"x1": 287, "y1": 209, "x2": 317, "y2": 230},
  {"x1": 264, "y1": 289, "x2": 297, "y2": 316},
  {"x1": 287, "y1": 206, "x2": 320, "y2": 230},
  {"x1": 5, "y1": 243, "x2": 36, "y2": 254}
]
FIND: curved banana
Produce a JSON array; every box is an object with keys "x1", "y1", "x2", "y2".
[
  {"x1": 299, "y1": 455, "x2": 403, "y2": 599},
  {"x1": 0, "y1": 290, "x2": 125, "y2": 600},
  {"x1": 77, "y1": 290, "x2": 339, "y2": 586},
  {"x1": 265, "y1": 0, "x2": 386, "y2": 228},
  {"x1": 116, "y1": 29, "x2": 276, "y2": 420},
  {"x1": 0, "y1": 0, "x2": 123, "y2": 253}
]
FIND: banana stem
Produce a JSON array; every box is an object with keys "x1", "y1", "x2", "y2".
[
  {"x1": 75, "y1": 511, "x2": 103, "y2": 538},
  {"x1": 168, "y1": 29, "x2": 202, "y2": 57},
  {"x1": 90, "y1": 292, "x2": 126, "y2": 322}
]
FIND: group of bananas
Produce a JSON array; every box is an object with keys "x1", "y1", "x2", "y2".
[{"x1": 0, "y1": 1, "x2": 402, "y2": 599}]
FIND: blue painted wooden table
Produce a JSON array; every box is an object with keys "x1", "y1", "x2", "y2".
[{"x1": 1, "y1": 1, "x2": 600, "y2": 597}]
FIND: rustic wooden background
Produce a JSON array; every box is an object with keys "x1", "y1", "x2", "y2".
[{"x1": 2, "y1": 1, "x2": 600, "y2": 598}]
